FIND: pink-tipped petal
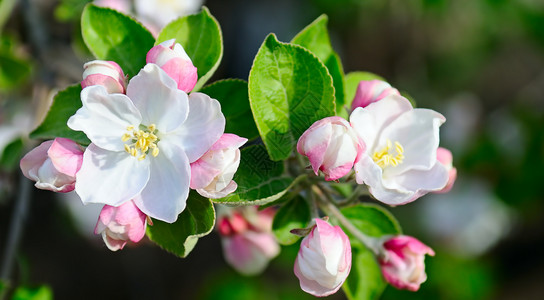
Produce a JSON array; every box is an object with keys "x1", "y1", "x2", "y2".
[{"x1": 48, "y1": 138, "x2": 84, "y2": 177}]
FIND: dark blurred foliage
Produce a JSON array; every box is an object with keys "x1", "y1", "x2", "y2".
[{"x1": 1, "y1": 0, "x2": 544, "y2": 299}]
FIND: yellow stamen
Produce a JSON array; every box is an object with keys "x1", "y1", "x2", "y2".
[
  {"x1": 372, "y1": 139, "x2": 405, "y2": 168},
  {"x1": 121, "y1": 124, "x2": 161, "y2": 161}
]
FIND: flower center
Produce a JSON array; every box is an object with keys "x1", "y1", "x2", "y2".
[
  {"x1": 121, "y1": 124, "x2": 160, "y2": 161},
  {"x1": 372, "y1": 140, "x2": 404, "y2": 168}
]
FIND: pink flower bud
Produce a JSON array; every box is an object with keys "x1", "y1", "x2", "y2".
[
  {"x1": 351, "y1": 80, "x2": 400, "y2": 110},
  {"x1": 218, "y1": 207, "x2": 280, "y2": 275},
  {"x1": 94, "y1": 200, "x2": 147, "y2": 251},
  {"x1": 190, "y1": 134, "x2": 248, "y2": 199},
  {"x1": 378, "y1": 235, "x2": 435, "y2": 291},
  {"x1": 297, "y1": 116, "x2": 364, "y2": 181},
  {"x1": 434, "y1": 147, "x2": 457, "y2": 193},
  {"x1": 81, "y1": 60, "x2": 126, "y2": 94},
  {"x1": 294, "y1": 218, "x2": 352, "y2": 297},
  {"x1": 20, "y1": 138, "x2": 83, "y2": 193},
  {"x1": 146, "y1": 39, "x2": 198, "y2": 92}
]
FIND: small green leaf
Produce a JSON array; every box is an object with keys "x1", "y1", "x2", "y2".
[
  {"x1": 81, "y1": 4, "x2": 154, "y2": 76},
  {"x1": 272, "y1": 195, "x2": 310, "y2": 245},
  {"x1": 344, "y1": 246, "x2": 387, "y2": 300},
  {"x1": 0, "y1": 137, "x2": 23, "y2": 170},
  {"x1": 214, "y1": 145, "x2": 303, "y2": 206},
  {"x1": 291, "y1": 15, "x2": 345, "y2": 118},
  {"x1": 200, "y1": 79, "x2": 259, "y2": 139},
  {"x1": 12, "y1": 285, "x2": 53, "y2": 300},
  {"x1": 249, "y1": 34, "x2": 336, "y2": 161},
  {"x1": 337, "y1": 203, "x2": 402, "y2": 300},
  {"x1": 146, "y1": 192, "x2": 215, "y2": 258},
  {"x1": 157, "y1": 7, "x2": 223, "y2": 91},
  {"x1": 29, "y1": 84, "x2": 90, "y2": 145},
  {"x1": 344, "y1": 71, "x2": 385, "y2": 112}
]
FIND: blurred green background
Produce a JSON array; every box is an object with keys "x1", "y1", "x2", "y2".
[{"x1": 1, "y1": 0, "x2": 543, "y2": 299}]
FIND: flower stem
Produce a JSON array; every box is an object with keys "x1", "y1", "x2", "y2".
[
  {"x1": 313, "y1": 184, "x2": 381, "y2": 255},
  {"x1": 1, "y1": 173, "x2": 32, "y2": 283}
]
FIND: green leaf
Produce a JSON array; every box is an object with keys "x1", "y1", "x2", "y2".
[
  {"x1": 12, "y1": 285, "x2": 53, "y2": 300},
  {"x1": 291, "y1": 15, "x2": 345, "y2": 118},
  {"x1": 248, "y1": 34, "x2": 336, "y2": 161},
  {"x1": 29, "y1": 84, "x2": 90, "y2": 145},
  {"x1": 344, "y1": 71, "x2": 385, "y2": 112},
  {"x1": 337, "y1": 203, "x2": 401, "y2": 300},
  {"x1": 157, "y1": 7, "x2": 223, "y2": 91},
  {"x1": 213, "y1": 145, "x2": 303, "y2": 206},
  {"x1": 200, "y1": 79, "x2": 259, "y2": 139},
  {"x1": 81, "y1": 4, "x2": 154, "y2": 76},
  {"x1": 146, "y1": 192, "x2": 215, "y2": 258},
  {"x1": 0, "y1": 137, "x2": 23, "y2": 170},
  {"x1": 272, "y1": 195, "x2": 310, "y2": 245},
  {"x1": 0, "y1": 53, "x2": 32, "y2": 91}
]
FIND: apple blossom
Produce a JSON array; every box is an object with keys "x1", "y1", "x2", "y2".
[
  {"x1": 378, "y1": 235, "x2": 435, "y2": 291},
  {"x1": 190, "y1": 133, "x2": 247, "y2": 198},
  {"x1": 95, "y1": 200, "x2": 147, "y2": 251},
  {"x1": 134, "y1": 0, "x2": 203, "y2": 31},
  {"x1": 294, "y1": 218, "x2": 351, "y2": 297},
  {"x1": 20, "y1": 138, "x2": 83, "y2": 193},
  {"x1": 297, "y1": 116, "x2": 364, "y2": 181},
  {"x1": 146, "y1": 39, "x2": 198, "y2": 93},
  {"x1": 434, "y1": 147, "x2": 457, "y2": 193},
  {"x1": 218, "y1": 206, "x2": 280, "y2": 275},
  {"x1": 350, "y1": 95, "x2": 449, "y2": 205},
  {"x1": 81, "y1": 60, "x2": 126, "y2": 94},
  {"x1": 68, "y1": 63, "x2": 225, "y2": 223},
  {"x1": 351, "y1": 79, "x2": 400, "y2": 110}
]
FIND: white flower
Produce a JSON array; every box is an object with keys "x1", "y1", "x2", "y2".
[
  {"x1": 68, "y1": 63, "x2": 225, "y2": 222},
  {"x1": 350, "y1": 95, "x2": 449, "y2": 205},
  {"x1": 134, "y1": 0, "x2": 204, "y2": 30}
]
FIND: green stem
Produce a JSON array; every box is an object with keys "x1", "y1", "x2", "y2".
[
  {"x1": 0, "y1": 173, "x2": 32, "y2": 286},
  {"x1": 313, "y1": 184, "x2": 381, "y2": 255},
  {"x1": 337, "y1": 184, "x2": 369, "y2": 207}
]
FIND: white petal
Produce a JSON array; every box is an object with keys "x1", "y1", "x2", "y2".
[
  {"x1": 134, "y1": 140, "x2": 191, "y2": 223},
  {"x1": 68, "y1": 86, "x2": 142, "y2": 151},
  {"x1": 394, "y1": 162, "x2": 449, "y2": 197},
  {"x1": 171, "y1": 92, "x2": 225, "y2": 162},
  {"x1": 380, "y1": 109, "x2": 445, "y2": 177},
  {"x1": 354, "y1": 155, "x2": 413, "y2": 205},
  {"x1": 350, "y1": 95, "x2": 412, "y2": 151},
  {"x1": 75, "y1": 144, "x2": 150, "y2": 206},
  {"x1": 126, "y1": 64, "x2": 189, "y2": 132}
]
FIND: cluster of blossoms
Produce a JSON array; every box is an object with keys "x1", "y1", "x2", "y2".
[
  {"x1": 18, "y1": 3, "x2": 458, "y2": 295},
  {"x1": 20, "y1": 39, "x2": 246, "y2": 250},
  {"x1": 291, "y1": 79, "x2": 457, "y2": 296}
]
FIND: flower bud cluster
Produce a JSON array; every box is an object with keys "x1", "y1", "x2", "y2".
[
  {"x1": 298, "y1": 79, "x2": 457, "y2": 205},
  {"x1": 217, "y1": 206, "x2": 280, "y2": 275},
  {"x1": 20, "y1": 39, "x2": 245, "y2": 251}
]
